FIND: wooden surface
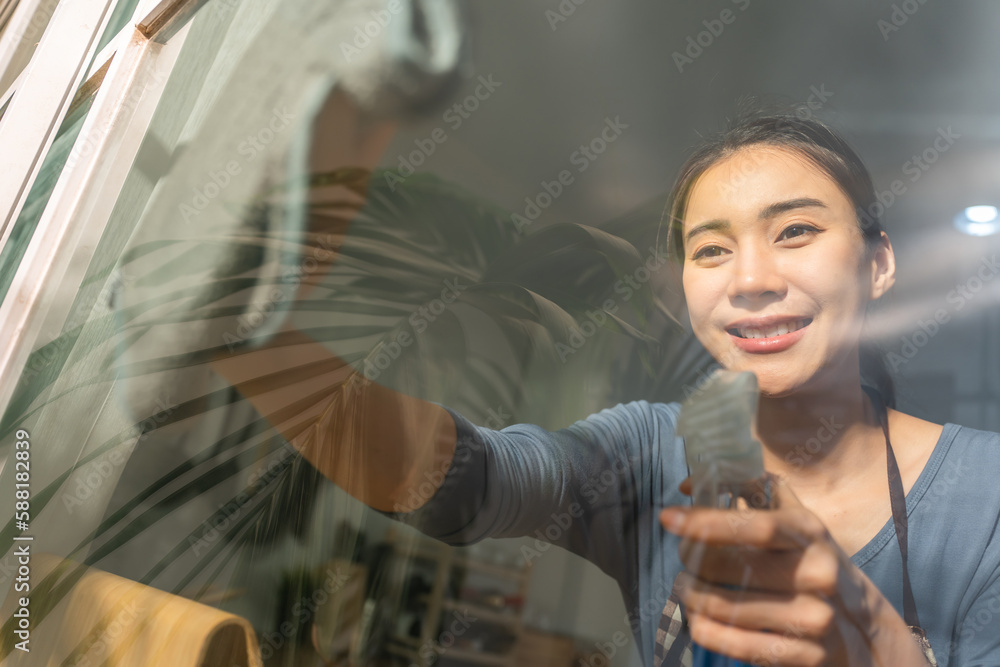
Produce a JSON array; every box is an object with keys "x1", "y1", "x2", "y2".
[{"x1": 0, "y1": 553, "x2": 262, "y2": 666}]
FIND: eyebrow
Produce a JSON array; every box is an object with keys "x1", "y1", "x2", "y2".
[{"x1": 684, "y1": 197, "x2": 828, "y2": 245}]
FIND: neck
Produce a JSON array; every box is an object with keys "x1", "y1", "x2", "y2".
[{"x1": 756, "y1": 375, "x2": 884, "y2": 493}]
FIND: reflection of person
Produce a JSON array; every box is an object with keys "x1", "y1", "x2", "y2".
[{"x1": 212, "y1": 110, "x2": 1000, "y2": 667}]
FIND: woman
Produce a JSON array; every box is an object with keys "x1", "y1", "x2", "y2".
[{"x1": 211, "y1": 109, "x2": 1000, "y2": 666}]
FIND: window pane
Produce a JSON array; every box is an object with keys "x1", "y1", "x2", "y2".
[
  {"x1": 0, "y1": 91, "x2": 95, "y2": 302},
  {"x1": 8, "y1": 4, "x2": 1000, "y2": 667}
]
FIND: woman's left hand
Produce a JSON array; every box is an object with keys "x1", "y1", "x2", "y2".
[{"x1": 660, "y1": 476, "x2": 930, "y2": 666}]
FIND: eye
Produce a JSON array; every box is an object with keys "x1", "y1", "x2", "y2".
[
  {"x1": 777, "y1": 224, "x2": 818, "y2": 241},
  {"x1": 691, "y1": 245, "x2": 727, "y2": 260}
]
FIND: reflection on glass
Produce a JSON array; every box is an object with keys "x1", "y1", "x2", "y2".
[{"x1": 5, "y1": 3, "x2": 1000, "y2": 667}]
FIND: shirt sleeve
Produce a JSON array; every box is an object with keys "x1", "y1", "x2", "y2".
[
  {"x1": 379, "y1": 400, "x2": 675, "y2": 586},
  {"x1": 949, "y1": 544, "x2": 1000, "y2": 665}
]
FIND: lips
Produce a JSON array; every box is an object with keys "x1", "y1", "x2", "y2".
[
  {"x1": 725, "y1": 317, "x2": 813, "y2": 354},
  {"x1": 727, "y1": 318, "x2": 812, "y2": 339}
]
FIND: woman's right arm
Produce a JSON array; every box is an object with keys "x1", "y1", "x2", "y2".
[{"x1": 208, "y1": 326, "x2": 457, "y2": 514}]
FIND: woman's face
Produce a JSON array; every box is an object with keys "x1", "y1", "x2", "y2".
[{"x1": 681, "y1": 145, "x2": 893, "y2": 397}]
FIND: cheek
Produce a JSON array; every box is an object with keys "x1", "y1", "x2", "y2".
[
  {"x1": 682, "y1": 273, "x2": 720, "y2": 340},
  {"x1": 802, "y1": 255, "x2": 868, "y2": 313}
]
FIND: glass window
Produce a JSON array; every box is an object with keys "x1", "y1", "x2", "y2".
[{"x1": 3, "y1": 4, "x2": 1000, "y2": 667}]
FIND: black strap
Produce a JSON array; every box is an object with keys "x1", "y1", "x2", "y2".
[{"x1": 862, "y1": 385, "x2": 921, "y2": 630}]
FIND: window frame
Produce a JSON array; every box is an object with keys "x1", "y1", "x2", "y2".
[{"x1": 0, "y1": 0, "x2": 204, "y2": 419}]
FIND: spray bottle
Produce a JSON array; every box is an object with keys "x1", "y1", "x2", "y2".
[{"x1": 676, "y1": 369, "x2": 776, "y2": 667}]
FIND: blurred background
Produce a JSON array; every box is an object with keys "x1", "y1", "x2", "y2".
[{"x1": 0, "y1": 1, "x2": 998, "y2": 666}]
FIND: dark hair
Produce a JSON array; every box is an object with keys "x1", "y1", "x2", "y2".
[{"x1": 663, "y1": 109, "x2": 896, "y2": 407}]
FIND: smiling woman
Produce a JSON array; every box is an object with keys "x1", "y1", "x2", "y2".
[{"x1": 666, "y1": 115, "x2": 898, "y2": 405}]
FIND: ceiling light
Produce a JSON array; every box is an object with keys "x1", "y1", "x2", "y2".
[{"x1": 954, "y1": 205, "x2": 1000, "y2": 236}]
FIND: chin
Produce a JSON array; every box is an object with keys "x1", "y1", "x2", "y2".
[
  {"x1": 756, "y1": 382, "x2": 802, "y2": 399},
  {"x1": 721, "y1": 359, "x2": 806, "y2": 398}
]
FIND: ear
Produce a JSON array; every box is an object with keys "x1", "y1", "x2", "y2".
[{"x1": 868, "y1": 231, "x2": 896, "y2": 300}]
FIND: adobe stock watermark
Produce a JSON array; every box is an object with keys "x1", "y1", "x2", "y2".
[
  {"x1": 62, "y1": 396, "x2": 178, "y2": 514},
  {"x1": 581, "y1": 627, "x2": 633, "y2": 667},
  {"x1": 339, "y1": 0, "x2": 405, "y2": 62},
  {"x1": 518, "y1": 503, "x2": 585, "y2": 564},
  {"x1": 672, "y1": 0, "x2": 752, "y2": 73},
  {"x1": 556, "y1": 244, "x2": 668, "y2": 363},
  {"x1": 710, "y1": 412, "x2": 844, "y2": 538},
  {"x1": 719, "y1": 415, "x2": 845, "y2": 532},
  {"x1": 781, "y1": 416, "x2": 845, "y2": 472},
  {"x1": 544, "y1": 0, "x2": 589, "y2": 31},
  {"x1": 886, "y1": 254, "x2": 999, "y2": 371},
  {"x1": 221, "y1": 233, "x2": 339, "y2": 351},
  {"x1": 179, "y1": 107, "x2": 295, "y2": 223},
  {"x1": 68, "y1": 58, "x2": 171, "y2": 172},
  {"x1": 877, "y1": 0, "x2": 931, "y2": 41},
  {"x1": 511, "y1": 116, "x2": 629, "y2": 233},
  {"x1": 578, "y1": 575, "x2": 680, "y2": 667},
  {"x1": 926, "y1": 454, "x2": 967, "y2": 504},
  {"x1": 580, "y1": 455, "x2": 631, "y2": 506},
  {"x1": 718, "y1": 84, "x2": 834, "y2": 198},
  {"x1": 947, "y1": 590, "x2": 1000, "y2": 663},
  {"x1": 189, "y1": 447, "x2": 297, "y2": 557},
  {"x1": 22, "y1": 266, "x2": 139, "y2": 382},
  {"x1": 750, "y1": 619, "x2": 811, "y2": 666},
  {"x1": 383, "y1": 75, "x2": 502, "y2": 192},
  {"x1": 257, "y1": 566, "x2": 353, "y2": 663},
  {"x1": 857, "y1": 126, "x2": 960, "y2": 231},
  {"x1": 188, "y1": 496, "x2": 251, "y2": 559},
  {"x1": 359, "y1": 277, "x2": 469, "y2": 381},
  {"x1": 520, "y1": 451, "x2": 635, "y2": 564},
  {"x1": 391, "y1": 405, "x2": 509, "y2": 513},
  {"x1": 409, "y1": 609, "x2": 478, "y2": 667},
  {"x1": 10, "y1": 0, "x2": 58, "y2": 45},
  {"x1": 69, "y1": 601, "x2": 141, "y2": 667}
]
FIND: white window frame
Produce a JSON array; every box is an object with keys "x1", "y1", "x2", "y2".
[
  {"x1": 0, "y1": 0, "x2": 118, "y2": 250},
  {"x1": 0, "y1": 0, "x2": 68, "y2": 94},
  {"x1": 0, "y1": 0, "x2": 204, "y2": 420}
]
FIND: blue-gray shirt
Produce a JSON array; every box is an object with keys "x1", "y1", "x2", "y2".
[{"x1": 391, "y1": 401, "x2": 1000, "y2": 666}]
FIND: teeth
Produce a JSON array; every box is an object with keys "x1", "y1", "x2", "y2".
[{"x1": 737, "y1": 319, "x2": 807, "y2": 339}]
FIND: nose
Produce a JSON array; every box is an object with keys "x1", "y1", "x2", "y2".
[{"x1": 726, "y1": 246, "x2": 787, "y2": 305}]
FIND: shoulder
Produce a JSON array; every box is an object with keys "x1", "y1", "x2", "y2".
[
  {"x1": 889, "y1": 409, "x2": 1000, "y2": 450},
  {"x1": 907, "y1": 417, "x2": 1000, "y2": 512},
  {"x1": 889, "y1": 409, "x2": 1000, "y2": 496},
  {"x1": 939, "y1": 421, "x2": 1000, "y2": 466},
  {"x1": 892, "y1": 409, "x2": 1000, "y2": 459},
  {"x1": 887, "y1": 409, "x2": 944, "y2": 445}
]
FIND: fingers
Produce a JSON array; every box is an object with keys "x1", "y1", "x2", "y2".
[
  {"x1": 676, "y1": 474, "x2": 775, "y2": 507},
  {"x1": 661, "y1": 502, "x2": 829, "y2": 551},
  {"x1": 686, "y1": 611, "x2": 830, "y2": 667},
  {"x1": 677, "y1": 538, "x2": 841, "y2": 595},
  {"x1": 666, "y1": 478, "x2": 856, "y2": 666},
  {"x1": 681, "y1": 581, "x2": 835, "y2": 640}
]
